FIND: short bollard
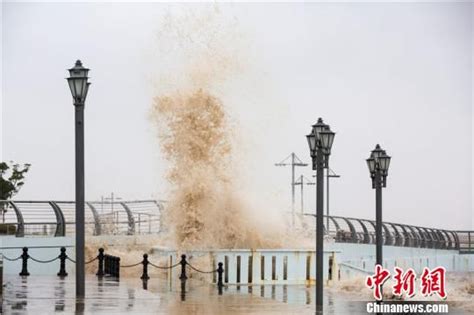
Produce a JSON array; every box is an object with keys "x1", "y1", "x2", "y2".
[
  {"x1": 217, "y1": 262, "x2": 224, "y2": 288},
  {"x1": 141, "y1": 254, "x2": 150, "y2": 280},
  {"x1": 57, "y1": 247, "x2": 68, "y2": 277},
  {"x1": 96, "y1": 248, "x2": 104, "y2": 277},
  {"x1": 180, "y1": 278, "x2": 186, "y2": 301},
  {"x1": 19, "y1": 247, "x2": 29, "y2": 276},
  {"x1": 179, "y1": 254, "x2": 187, "y2": 280}
]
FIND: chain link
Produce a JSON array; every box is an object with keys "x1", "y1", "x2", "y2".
[
  {"x1": 29, "y1": 255, "x2": 59, "y2": 264},
  {"x1": 1, "y1": 255, "x2": 22, "y2": 261},
  {"x1": 66, "y1": 257, "x2": 76, "y2": 263},
  {"x1": 149, "y1": 261, "x2": 180, "y2": 270},
  {"x1": 186, "y1": 262, "x2": 217, "y2": 274},
  {"x1": 120, "y1": 261, "x2": 142, "y2": 268},
  {"x1": 85, "y1": 256, "x2": 98, "y2": 264}
]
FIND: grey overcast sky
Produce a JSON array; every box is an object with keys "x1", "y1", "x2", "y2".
[{"x1": 1, "y1": 2, "x2": 473, "y2": 230}]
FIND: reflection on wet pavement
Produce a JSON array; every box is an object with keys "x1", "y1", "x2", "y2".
[{"x1": 1, "y1": 275, "x2": 366, "y2": 314}]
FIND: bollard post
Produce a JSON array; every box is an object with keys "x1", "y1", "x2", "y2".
[
  {"x1": 57, "y1": 247, "x2": 68, "y2": 277},
  {"x1": 179, "y1": 254, "x2": 187, "y2": 280},
  {"x1": 96, "y1": 248, "x2": 104, "y2": 277},
  {"x1": 180, "y1": 277, "x2": 186, "y2": 301},
  {"x1": 217, "y1": 262, "x2": 224, "y2": 288},
  {"x1": 19, "y1": 247, "x2": 30, "y2": 276},
  {"x1": 141, "y1": 254, "x2": 150, "y2": 280},
  {"x1": 116, "y1": 257, "x2": 120, "y2": 278}
]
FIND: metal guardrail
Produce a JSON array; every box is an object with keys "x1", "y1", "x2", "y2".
[
  {"x1": 456, "y1": 230, "x2": 474, "y2": 254},
  {"x1": 300, "y1": 213, "x2": 472, "y2": 253},
  {"x1": 0, "y1": 200, "x2": 164, "y2": 237},
  {"x1": 0, "y1": 200, "x2": 472, "y2": 254}
]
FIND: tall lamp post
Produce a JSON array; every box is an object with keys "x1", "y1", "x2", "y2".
[
  {"x1": 67, "y1": 60, "x2": 91, "y2": 298},
  {"x1": 366, "y1": 144, "x2": 391, "y2": 296},
  {"x1": 306, "y1": 118, "x2": 335, "y2": 314}
]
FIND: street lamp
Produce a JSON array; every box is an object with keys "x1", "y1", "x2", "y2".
[
  {"x1": 67, "y1": 60, "x2": 91, "y2": 298},
  {"x1": 306, "y1": 117, "x2": 335, "y2": 314},
  {"x1": 366, "y1": 144, "x2": 391, "y2": 295}
]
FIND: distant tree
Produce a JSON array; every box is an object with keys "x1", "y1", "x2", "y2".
[{"x1": 0, "y1": 161, "x2": 31, "y2": 223}]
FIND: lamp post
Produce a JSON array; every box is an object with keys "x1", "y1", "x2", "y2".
[
  {"x1": 67, "y1": 60, "x2": 91, "y2": 298},
  {"x1": 306, "y1": 118, "x2": 335, "y2": 314},
  {"x1": 366, "y1": 144, "x2": 391, "y2": 298}
]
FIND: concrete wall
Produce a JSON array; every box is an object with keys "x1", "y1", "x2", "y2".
[{"x1": 327, "y1": 242, "x2": 474, "y2": 279}]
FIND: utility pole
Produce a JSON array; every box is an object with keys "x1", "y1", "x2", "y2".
[
  {"x1": 104, "y1": 193, "x2": 122, "y2": 227},
  {"x1": 313, "y1": 167, "x2": 340, "y2": 233},
  {"x1": 326, "y1": 168, "x2": 340, "y2": 232},
  {"x1": 105, "y1": 192, "x2": 122, "y2": 214},
  {"x1": 294, "y1": 175, "x2": 315, "y2": 214},
  {"x1": 275, "y1": 153, "x2": 308, "y2": 226}
]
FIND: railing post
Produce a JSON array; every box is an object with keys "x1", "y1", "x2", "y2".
[
  {"x1": 141, "y1": 254, "x2": 150, "y2": 280},
  {"x1": 179, "y1": 254, "x2": 187, "y2": 280},
  {"x1": 96, "y1": 248, "x2": 104, "y2": 277},
  {"x1": 57, "y1": 247, "x2": 68, "y2": 277},
  {"x1": 19, "y1": 247, "x2": 30, "y2": 276},
  {"x1": 217, "y1": 262, "x2": 224, "y2": 287}
]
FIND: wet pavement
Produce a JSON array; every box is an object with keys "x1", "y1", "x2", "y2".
[{"x1": 1, "y1": 275, "x2": 371, "y2": 314}]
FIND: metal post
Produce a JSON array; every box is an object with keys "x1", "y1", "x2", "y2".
[
  {"x1": 57, "y1": 247, "x2": 68, "y2": 277},
  {"x1": 325, "y1": 169, "x2": 340, "y2": 236},
  {"x1": 141, "y1": 253, "x2": 150, "y2": 280},
  {"x1": 96, "y1": 248, "x2": 104, "y2": 277},
  {"x1": 180, "y1": 277, "x2": 186, "y2": 301},
  {"x1": 111, "y1": 192, "x2": 114, "y2": 213},
  {"x1": 291, "y1": 153, "x2": 296, "y2": 226},
  {"x1": 316, "y1": 151, "x2": 324, "y2": 314},
  {"x1": 300, "y1": 175, "x2": 304, "y2": 214},
  {"x1": 217, "y1": 262, "x2": 224, "y2": 295},
  {"x1": 375, "y1": 170, "x2": 383, "y2": 284},
  {"x1": 217, "y1": 262, "x2": 224, "y2": 287},
  {"x1": 75, "y1": 103, "x2": 85, "y2": 297},
  {"x1": 138, "y1": 213, "x2": 141, "y2": 234},
  {"x1": 19, "y1": 247, "x2": 29, "y2": 276},
  {"x1": 275, "y1": 153, "x2": 308, "y2": 226},
  {"x1": 179, "y1": 254, "x2": 187, "y2": 280},
  {"x1": 326, "y1": 168, "x2": 329, "y2": 232}
]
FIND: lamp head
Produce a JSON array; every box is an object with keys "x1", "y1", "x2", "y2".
[{"x1": 67, "y1": 60, "x2": 90, "y2": 105}]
